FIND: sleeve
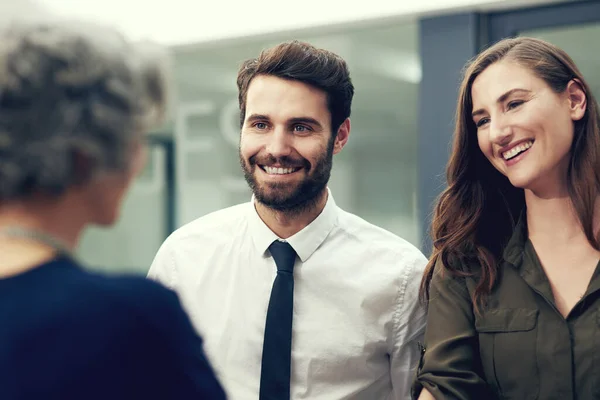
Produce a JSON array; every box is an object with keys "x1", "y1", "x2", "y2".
[
  {"x1": 136, "y1": 282, "x2": 227, "y2": 399},
  {"x1": 411, "y1": 260, "x2": 492, "y2": 400},
  {"x1": 390, "y1": 252, "x2": 428, "y2": 400},
  {"x1": 147, "y1": 238, "x2": 178, "y2": 291}
]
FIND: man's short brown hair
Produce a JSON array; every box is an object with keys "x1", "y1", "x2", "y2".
[{"x1": 236, "y1": 40, "x2": 354, "y2": 133}]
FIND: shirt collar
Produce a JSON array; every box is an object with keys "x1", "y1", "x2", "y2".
[
  {"x1": 501, "y1": 208, "x2": 562, "y2": 302},
  {"x1": 502, "y1": 209, "x2": 528, "y2": 268},
  {"x1": 247, "y1": 189, "x2": 339, "y2": 262}
]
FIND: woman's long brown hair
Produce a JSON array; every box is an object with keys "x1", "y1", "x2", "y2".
[{"x1": 420, "y1": 37, "x2": 600, "y2": 312}]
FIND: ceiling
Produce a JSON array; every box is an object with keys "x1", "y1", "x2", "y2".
[{"x1": 31, "y1": 0, "x2": 568, "y2": 45}]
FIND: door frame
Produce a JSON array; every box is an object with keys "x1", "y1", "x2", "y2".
[{"x1": 487, "y1": 0, "x2": 600, "y2": 44}]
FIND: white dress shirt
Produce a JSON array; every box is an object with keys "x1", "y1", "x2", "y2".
[{"x1": 148, "y1": 191, "x2": 427, "y2": 400}]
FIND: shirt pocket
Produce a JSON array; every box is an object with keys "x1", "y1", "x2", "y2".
[{"x1": 475, "y1": 308, "x2": 539, "y2": 400}]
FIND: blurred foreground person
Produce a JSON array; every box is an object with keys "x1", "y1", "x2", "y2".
[{"x1": 0, "y1": 21, "x2": 226, "y2": 400}]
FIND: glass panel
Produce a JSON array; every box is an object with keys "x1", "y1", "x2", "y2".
[
  {"x1": 77, "y1": 144, "x2": 168, "y2": 275},
  {"x1": 520, "y1": 22, "x2": 600, "y2": 101},
  {"x1": 172, "y1": 21, "x2": 421, "y2": 246}
]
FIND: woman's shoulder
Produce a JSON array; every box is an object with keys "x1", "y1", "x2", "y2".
[
  {"x1": 73, "y1": 263, "x2": 180, "y2": 311},
  {"x1": 430, "y1": 254, "x2": 494, "y2": 297},
  {"x1": 41, "y1": 257, "x2": 184, "y2": 323}
]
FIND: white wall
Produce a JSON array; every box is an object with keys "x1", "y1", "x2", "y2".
[{"x1": 33, "y1": 0, "x2": 564, "y2": 45}]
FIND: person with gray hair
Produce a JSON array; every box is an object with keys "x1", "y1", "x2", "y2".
[{"x1": 0, "y1": 21, "x2": 226, "y2": 399}]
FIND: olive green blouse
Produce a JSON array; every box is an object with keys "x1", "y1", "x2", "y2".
[{"x1": 412, "y1": 215, "x2": 600, "y2": 400}]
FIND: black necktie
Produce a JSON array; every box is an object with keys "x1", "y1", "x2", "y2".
[{"x1": 259, "y1": 240, "x2": 297, "y2": 400}]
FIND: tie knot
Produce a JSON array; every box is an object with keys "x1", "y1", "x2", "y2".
[{"x1": 268, "y1": 240, "x2": 296, "y2": 273}]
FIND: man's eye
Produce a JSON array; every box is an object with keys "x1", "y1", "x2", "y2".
[{"x1": 294, "y1": 125, "x2": 310, "y2": 132}]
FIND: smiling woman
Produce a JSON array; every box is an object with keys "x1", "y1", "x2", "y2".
[
  {"x1": 471, "y1": 59, "x2": 586, "y2": 192},
  {"x1": 413, "y1": 36, "x2": 600, "y2": 400}
]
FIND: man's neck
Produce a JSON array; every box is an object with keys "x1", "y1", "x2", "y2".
[{"x1": 255, "y1": 190, "x2": 328, "y2": 239}]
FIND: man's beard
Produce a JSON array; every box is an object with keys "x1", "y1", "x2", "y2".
[{"x1": 240, "y1": 141, "x2": 334, "y2": 215}]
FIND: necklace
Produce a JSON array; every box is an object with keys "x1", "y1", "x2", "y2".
[{"x1": 0, "y1": 226, "x2": 74, "y2": 260}]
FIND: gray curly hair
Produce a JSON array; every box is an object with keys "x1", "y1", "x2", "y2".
[{"x1": 0, "y1": 20, "x2": 171, "y2": 201}]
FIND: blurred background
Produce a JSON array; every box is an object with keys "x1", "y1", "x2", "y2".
[{"x1": 5, "y1": 0, "x2": 599, "y2": 274}]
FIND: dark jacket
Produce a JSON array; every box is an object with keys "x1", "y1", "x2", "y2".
[{"x1": 0, "y1": 256, "x2": 226, "y2": 399}]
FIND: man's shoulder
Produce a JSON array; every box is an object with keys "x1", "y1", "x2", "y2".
[
  {"x1": 148, "y1": 203, "x2": 252, "y2": 281},
  {"x1": 166, "y1": 202, "x2": 250, "y2": 244},
  {"x1": 337, "y1": 208, "x2": 421, "y2": 249},
  {"x1": 335, "y1": 207, "x2": 427, "y2": 266}
]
